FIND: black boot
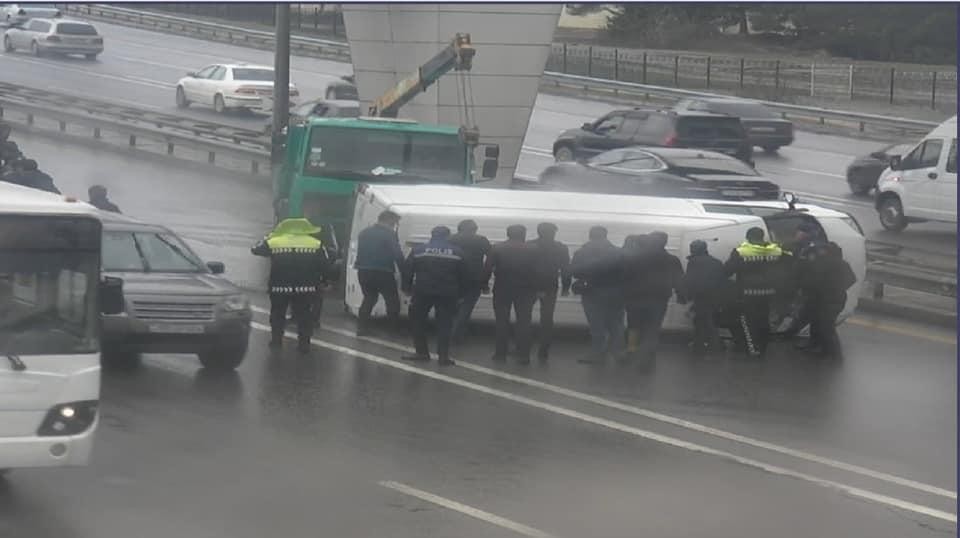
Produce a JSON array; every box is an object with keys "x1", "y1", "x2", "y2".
[{"x1": 297, "y1": 340, "x2": 311, "y2": 354}]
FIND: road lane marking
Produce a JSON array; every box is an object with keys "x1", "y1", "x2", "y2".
[
  {"x1": 379, "y1": 481, "x2": 556, "y2": 538},
  {"x1": 250, "y1": 321, "x2": 958, "y2": 524},
  {"x1": 249, "y1": 306, "x2": 957, "y2": 501},
  {"x1": 0, "y1": 53, "x2": 170, "y2": 90},
  {"x1": 846, "y1": 317, "x2": 956, "y2": 345}
]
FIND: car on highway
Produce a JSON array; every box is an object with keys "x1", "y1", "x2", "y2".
[
  {"x1": 845, "y1": 142, "x2": 914, "y2": 195},
  {"x1": 292, "y1": 98, "x2": 360, "y2": 120},
  {"x1": 175, "y1": 63, "x2": 300, "y2": 114},
  {"x1": 0, "y1": 3, "x2": 61, "y2": 26},
  {"x1": 3, "y1": 18, "x2": 102, "y2": 59},
  {"x1": 519, "y1": 147, "x2": 780, "y2": 201},
  {"x1": 673, "y1": 97, "x2": 794, "y2": 153},
  {"x1": 98, "y1": 212, "x2": 252, "y2": 371},
  {"x1": 553, "y1": 108, "x2": 753, "y2": 165},
  {"x1": 324, "y1": 75, "x2": 357, "y2": 100}
]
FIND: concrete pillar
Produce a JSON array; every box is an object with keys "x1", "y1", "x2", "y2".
[{"x1": 343, "y1": 4, "x2": 561, "y2": 185}]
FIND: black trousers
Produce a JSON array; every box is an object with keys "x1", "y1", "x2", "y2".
[
  {"x1": 626, "y1": 299, "x2": 669, "y2": 359},
  {"x1": 691, "y1": 299, "x2": 720, "y2": 351},
  {"x1": 493, "y1": 288, "x2": 536, "y2": 358},
  {"x1": 270, "y1": 293, "x2": 314, "y2": 344},
  {"x1": 735, "y1": 297, "x2": 771, "y2": 356},
  {"x1": 410, "y1": 293, "x2": 458, "y2": 360},
  {"x1": 358, "y1": 269, "x2": 400, "y2": 325},
  {"x1": 534, "y1": 289, "x2": 558, "y2": 355},
  {"x1": 809, "y1": 298, "x2": 844, "y2": 355}
]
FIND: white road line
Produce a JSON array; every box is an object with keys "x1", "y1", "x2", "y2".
[
  {"x1": 250, "y1": 321, "x2": 957, "y2": 524},
  {"x1": 250, "y1": 304, "x2": 956, "y2": 500},
  {"x1": 379, "y1": 481, "x2": 556, "y2": 538},
  {"x1": 0, "y1": 54, "x2": 169, "y2": 90}
]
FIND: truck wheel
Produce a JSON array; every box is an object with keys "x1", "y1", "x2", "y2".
[
  {"x1": 554, "y1": 145, "x2": 575, "y2": 162},
  {"x1": 198, "y1": 343, "x2": 247, "y2": 372},
  {"x1": 877, "y1": 195, "x2": 907, "y2": 232}
]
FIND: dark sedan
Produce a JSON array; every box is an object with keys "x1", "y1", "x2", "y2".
[
  {"x1": 846, "y1": 142, "x2": 914, "y2": 195},
  {"x1": 518, "y1": 147, "x2": 780, "y2": 201},
  {"x1": 674, "y1": 98, "x2": 794, "y2": 153}
]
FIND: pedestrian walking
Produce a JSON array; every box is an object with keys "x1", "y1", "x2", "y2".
[
  {"x1": 529, "y1": 222, "x2": 571, "y2": 361},
  {"x1": 682, "y1": 239, "x2": 728, "y2": 355},
  {"x1": 724, "y1": 227, "x2": 784, "y2": 357},
  {"x1": 251, "y1": 218, "x2": 330, "y2": 354},
  {"x1": 621, "y1": 231, "x2": 683, "y2": 361},
  {"x1": 449, "y1": 219, "x2": 492, "y2": 343},
  {"x1": 798, "y1": 241, "x2": 857, "y2": 357},
  {"x1": 401, "y1": 225, "x2": 468, "y2": 366},
  {"x1": 88, "y1": 185, "x2": 121, "y2": 213},
  {"x1": 482, "y1": 224, "x2": 538, "y2": 363},
  {"x1": 569, "y1": 226, "x2": 626, "y2": 364},
  {"x1": 354, "y1": 210, "x2": 405, "y2": 335}
]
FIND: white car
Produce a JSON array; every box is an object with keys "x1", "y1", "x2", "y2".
[
  {"x1": 3, "y1": 18, "x2": 102, "y2": 59},
  {"x1": 0, "y1": 3, "x2": 61, "y2": 26},
  {"x1": 175, "y1": 63, "x2": 300, "y2": 114}
]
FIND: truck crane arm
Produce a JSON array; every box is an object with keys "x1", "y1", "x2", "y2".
[{"x1": 368, "y1": 33, "x2": 475, "y2": 118}]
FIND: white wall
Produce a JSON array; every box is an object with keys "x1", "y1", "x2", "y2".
[{"x1": 343, "y1": 3, "x2": 561, "y2": 185}]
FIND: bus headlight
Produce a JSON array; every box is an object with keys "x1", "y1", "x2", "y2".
[
  {"x1": 223, "y1": 294, "x2": 249, "y2": 312},
  {"x1": 37, "y1": 400, "x2": 98, "y2": 436}
]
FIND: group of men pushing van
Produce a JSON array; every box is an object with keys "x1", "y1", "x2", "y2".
[{"x1": 257, "y1": 210, "x2": 857, "y2": 365}]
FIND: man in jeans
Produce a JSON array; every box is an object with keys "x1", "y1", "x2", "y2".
[
  {"x1": 449, "y1": 219, "x2": 492, "y2": 343},
  {"x1": 354, "y1": 210, "x2": 405, "y2": 335},
  {"x1": 529, "y1": 222, "x2": 571, "y2": 361},
  {"x1": 569, "y1": 226, "x2": 626, "y2": 364}
]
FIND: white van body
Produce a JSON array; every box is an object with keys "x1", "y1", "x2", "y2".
[
  {"x1": 345, "y1": 185, "x2": 866, "y2": 330},
  {"x1": 0, "y1": 183, "x2": 102, "y2": 470},
  {"x1": 876, "y1": 116, "x2": 957, "y2": 231}
]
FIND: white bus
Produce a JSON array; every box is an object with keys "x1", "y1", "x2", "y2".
[{"x1": 0, "y1": 182, "x2": 122, "y2": 472}]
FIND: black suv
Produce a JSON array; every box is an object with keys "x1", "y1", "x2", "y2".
[{"x1": 553, "y1": 109, "x2": 753, "y2": 165}]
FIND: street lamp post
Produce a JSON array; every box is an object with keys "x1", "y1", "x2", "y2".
[{"x1": 271, "y1": 3, "x2": 291, "y2": 164}]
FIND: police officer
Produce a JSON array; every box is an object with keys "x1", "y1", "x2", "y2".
[
  {"x1": 799, "y1": 241, "x2": 857, "y2": 357},
  {"x1": 401, "y1": 226, "x2": 468, "y2": 366},
  {"x1": 483, "y1": 224, "x2": 538, "y2": 364},
  {"x1": 682, "y1": 239, "x2": 728, "y2": 355},
  {"x1": 724, "y1": 227, "x2": 784, "y2": 357},
  {"x1": 252, "y1": 218, "x2": 330, "y2": 354},
  {"x1": 528, "y1": 222, "x2": 571, "y2": 361},
  {"x1": 354, "y1": 210, "x2": 405, "y2": 335},
  {"x1": 449, "y1": 219, "x2": 492, "y2": 344},
  {"x1": 88, "y1": 185, "x2": 121, "y2": 213}
]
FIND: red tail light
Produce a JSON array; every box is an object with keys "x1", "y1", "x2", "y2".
[
  {"x1": 46, "y1": 35, "x2": 61, "y2": 42},
  {"x1": 235, "y1": 87, "x2": 257, "y2": 95},
  {"x1": 663, "y1": 133, "x2": 678, "y2": 146}
]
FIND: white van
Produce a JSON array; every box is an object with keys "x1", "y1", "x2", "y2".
[
  {"x1": 876, "y1": 116, "x2": 957, "y2": 231},
  {"x1": 345, "y1": 185, "x2": 866, "y2": 331}
]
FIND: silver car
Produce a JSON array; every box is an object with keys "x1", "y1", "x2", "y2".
[
  {"x1": 3, "y1": 18, "x2": 103, "y2": 59},
  {"x1": 99, "y1": 213, "x2": 252, "y2": 371},
  {"x1": 0, "y1": 3, "x2": 61, "y2": 26}
]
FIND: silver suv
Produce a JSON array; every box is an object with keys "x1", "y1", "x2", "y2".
[
  {"x1": 99, "y1": 213, "x2": 251, "y2": 371},
  {"x1": 3, "y1": 18, "x2": 103, "y2": 59}
]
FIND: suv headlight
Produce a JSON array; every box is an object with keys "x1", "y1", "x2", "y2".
[{"x1": 222, "y1": 294, "x2": 249, "y2": 312}]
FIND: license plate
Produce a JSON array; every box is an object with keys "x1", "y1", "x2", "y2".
[
  {"x1": 721, "y1": 189, "x2": 755, "y2": 197},
  {"x1": 750, "y1": 127, "x2": 777, "y2": 133},
  {"x1": 147, "y1": 323, "x2": 205, "y2": 334}
]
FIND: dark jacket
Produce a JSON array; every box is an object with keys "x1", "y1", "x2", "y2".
[
  {"x1": 724, "y1": 241, "x2": 785, "y2": 297},
  {"x1": 403, "y1": 237, "x2": 468, "y2": 297},
  {"x1": 449, "y1": 232, "x2": 491, "y2": 286},
  {"x1": 682, "y1": 252, "x2": 728, "y2": 305},
  {"x1": 622, "y1": 241, "x2": 683, "y2": 304},
  {"x1": 251, "y1": 220, "x2": 330, "y2": 294},
  {"x1": 569, "y1": 238, "x2": 624, "y2": 294},
  {"x1": 529, "y1": 238, "x2": 572, "y2": 293},
  {"x1": 90, "y1": 198, "x2": 121, "y2": 213},
  {"x1": 354, "y1": 223, "x2": 404, "y2": 274},
  {"x1": 483, "y1": 239, "x2": 538, "y2": 293},
  {"x1": 5, "y1": 170, "x2": 60, "y2": 194},
  {"x1": 801, "y1": 247, "x2": 857, "y2": 305}
]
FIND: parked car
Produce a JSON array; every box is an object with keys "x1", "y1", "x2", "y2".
[
  {"x1": 175, "y1": 63, "x2": 300, "y2": 114},
  {"x1": 324, "y1": 75, "x2": 357, "y2": 100},
  {"x1": 674, "y1": 97, "x2": 794, "y2": 153},
  {"x1": 98, "y1": 212, "x2": 252, "y2": 371},
  {"x1": 3, "y1": 18, "x2": 102, "y2": 59},
  {"x1": 846, "y1": 142, "x2": 914, "y2": 195},
  {"x1": 518, "y1": 147, "x2": 780, "y2": 201},
  {"x1": 553, "y1": 108, "x2": 753, "y2": 165},
  {"x1": 1, "y1": 3, "x2": 60, "y2": 26}
]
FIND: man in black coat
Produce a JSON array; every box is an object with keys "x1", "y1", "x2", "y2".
[
  {"x1": 449, "y1": 219, "x2": 492, "y2": 343},
  {"x1": 528, "y1": 222, "x2": 571, "y2": 361},
  {"x1": 402, "y1": 226, "x2": 468, "y2": 366},
  {"x1": 5, "y1": 160, "x2": 59, "y2": 194},
  {"x1": 483, "y1": 224, "x2": 538, "y2": 364},
  {"x1": 569, "y1": 226, "x2": 626, "y2": 364},
  {"x1": 682, "y1": 239, "x2": 728, "y2": 355},
  {"x1": 621, "y1": 231, "x2": 683, "y2": 361},
  {"x1": 88, "y1": 185, "x2": 121, "y2": 213},
  {"x1": 799, "y1": 242, "x2": 857, "y2": 357}
]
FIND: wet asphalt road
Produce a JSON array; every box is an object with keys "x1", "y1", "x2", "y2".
[
  {"x1": 0, "y1": 18, "x2": 955, "y2": 253},
  {"x1": 1, "y1": 133, "x2": 956, "y2": 537}
]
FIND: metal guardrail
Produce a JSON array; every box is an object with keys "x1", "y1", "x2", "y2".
[{"x1": 62, "y1": 4, "x2": 942, "y2": 138}]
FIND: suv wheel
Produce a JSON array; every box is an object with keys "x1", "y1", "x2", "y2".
[
  {"x1": 30, "y1": 41, "x2": 41, "y2": 57},
  {"x1": 198, "y1": 343, "x2": 247, "y2": 372},
  {"x1": 877, "y1": 195, "x2": 907, "y2": 232},
  {"x1": 213, "y1": 94, "x2": 227, "y2": 114},
  {"x1": 175, "y1": 86, "x2": 190, "y2": 108},
  {"x1": 554, "y1": 144, "x2": 575, "y2": 162}
]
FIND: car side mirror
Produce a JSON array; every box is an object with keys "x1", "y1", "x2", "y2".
[
  {"x1": 99, "y1": 276, "x2": 124, "y2": 315},
  {"x1": 888, "y1": 155, "x2": 902, "y2": 171},
  {"x1": 782, "y1": 191, "x2": 798, "y2": 210},
  {"x1": 207, "y1": 261, "x2": 225, "y2": 274},
  {"x1": 187, "y1": 71, "x2": 197, "y2": 78},
  {"x1": 480, "y1": 158, "x2": 498, "y2": 181},
  {"x1": 484, "y1": 144, "x2": 500, "y2": 160}
]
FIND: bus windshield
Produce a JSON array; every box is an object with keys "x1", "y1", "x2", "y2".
[
  {"x1": 0, "y1": 216, "x2": 100, "y2": 355},
  {"x1": 303, "y1": 126, "x2": 467, "y2": 184}
]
